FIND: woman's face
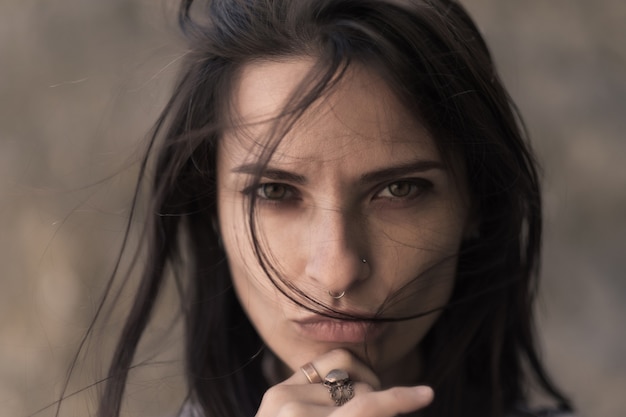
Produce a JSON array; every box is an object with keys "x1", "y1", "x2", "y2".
[{"x1": 217, "y1": 59, "x2": 472, "y2": 387}]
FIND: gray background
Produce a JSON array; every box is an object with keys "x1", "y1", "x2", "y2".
[{"x1": 1, "y1": 1, "x2": 624, "y2": 416}]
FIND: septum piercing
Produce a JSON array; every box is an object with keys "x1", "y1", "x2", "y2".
[
  {"x1": 328, "y1": 290, "x2": 346, "y2": 299},
  {"x1": 328, "y1": 258, "x2": 367, "y2": 299}
]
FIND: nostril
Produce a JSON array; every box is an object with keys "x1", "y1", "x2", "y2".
[{"x1": 309, "y1": 254, "x2": 371, "y2": 302}]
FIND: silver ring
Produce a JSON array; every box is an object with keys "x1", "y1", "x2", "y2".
[
  {"x1": 323, "y1": 369, "x2": 354, "y2": 406},
  {"x1": 328, "y1": 290, "x2": 345, "y2": 299},
  {"x1": 362, "y1": 258, "x2": 367, "y2": 263}
]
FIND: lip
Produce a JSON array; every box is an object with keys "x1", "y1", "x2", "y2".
[{"x1": 294, "y1": 316, "x2": 387, "y2": 344}]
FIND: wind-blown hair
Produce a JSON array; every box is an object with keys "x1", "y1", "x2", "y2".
[{"x1": 84, "y1": 1, "x2": 572, "y2": 416}]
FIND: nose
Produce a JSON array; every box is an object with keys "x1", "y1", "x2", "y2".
[{"x1": 304, "y1": 207, "x2": 370, "y2": 295}]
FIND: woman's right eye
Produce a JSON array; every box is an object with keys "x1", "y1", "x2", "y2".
[{"x1": 255, "y1": 183, "x2": 294, "y2": 201}]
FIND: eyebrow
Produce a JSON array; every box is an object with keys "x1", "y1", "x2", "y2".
[
  {"x1": 232, "y1": 163, "x2": 307, "y2": 184},
  {"x1": 360, "y1": 160, "x2": 446, "y2": 183},
  {"x1": 231, "y1": 159, "x2": 445, "y2": 185}
]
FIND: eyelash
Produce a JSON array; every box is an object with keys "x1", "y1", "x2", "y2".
[
  {"x1": 242, "y1": 183, "x2": 300, "y2": 205},
  {"x1": 373, "y1": 179, "x2": 433, "y2": 202},
  {"x1": 241, "y1": 178, "x2": 433, "y2": 206}
]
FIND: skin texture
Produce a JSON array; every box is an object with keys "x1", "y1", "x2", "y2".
[{"x1": 217, "y1": 59, "x2": 471, "y2": 414}]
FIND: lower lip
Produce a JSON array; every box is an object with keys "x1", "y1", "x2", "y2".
[{"x1": 295, "y1": 320, "x2": 386, "y2": 343}]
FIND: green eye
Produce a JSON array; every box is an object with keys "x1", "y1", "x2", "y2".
[
  {"x1": 257, "y1": 183, "x2": 288, "y2": 200},
  {"x1": 375, "y1": 179, "x2": 432, "y2": 200},
  {"x1": 387, "y1": 181, "x2": 414, "y2": 197}
]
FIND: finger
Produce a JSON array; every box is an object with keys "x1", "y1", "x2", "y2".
[
  {"x1": 331, "y1": 386, "x2": 434, "y2": 417},
  {"x1": 271, "y1": 402, "x2": 331, "y2": 417},
  {"x1": 286, "y1": 349, "x2": 381, "y2": 390},
  {"x1": 257, "y1": 382, "x2": 374, "y2": 416}
]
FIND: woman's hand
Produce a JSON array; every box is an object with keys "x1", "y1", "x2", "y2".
[{"x1": 256, "y1": 349, "x2": 433, "y2": 417}]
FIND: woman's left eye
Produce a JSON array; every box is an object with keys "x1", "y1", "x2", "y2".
[{"x1": 374, "y1": 180, "x2": 431, "y2": 200}]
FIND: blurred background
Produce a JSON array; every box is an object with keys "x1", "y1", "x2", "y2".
[{"x1": 0, "y1": 0, "x2": 624, "y2": 416}]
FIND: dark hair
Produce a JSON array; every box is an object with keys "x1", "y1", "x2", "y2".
[{"x1": 73, "y1": 1, "x2": 573, "y2": 416}]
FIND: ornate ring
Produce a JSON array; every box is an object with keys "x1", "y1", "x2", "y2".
[
  {"x1": 300, "y1": 362, "x2": 322, "y2": 384},
  {"x1": 323, "y1": 369, "x2": 354, "y2": 406}
]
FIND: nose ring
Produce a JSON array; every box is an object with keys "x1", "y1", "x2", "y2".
[
  {"x1": 328, "y1": 290, "x2": 345, "y2": 299},
  {"x1": 327, "y1": 258, "x2": 368, "y2": 300}
]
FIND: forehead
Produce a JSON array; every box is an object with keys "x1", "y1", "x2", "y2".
[{"x1": 223, "y1": 58, "x2": 439, "y2": 166}]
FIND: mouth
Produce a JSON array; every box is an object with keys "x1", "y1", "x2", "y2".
[{"x1": 293, "y1": 316, "x2": 387, "y2": 344}]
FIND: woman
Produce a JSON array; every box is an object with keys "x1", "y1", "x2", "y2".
[{"x1": 86, "y1": 0, "x2": 574, "y2": 416}]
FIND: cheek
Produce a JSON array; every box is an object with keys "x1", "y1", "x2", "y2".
[
  {"x1": 220, "y1": 215, "x2": 282, "y2": 336},
  {"x1": 371, "y1": 208, "x2": 464, "y2": 318},
  {"x1": 218, "y1": 194, "x2": 299, "y2": 323},
  {"x1": 376, "y1": 208, "x2": 466, "y2": 274},
  {"x1": 218, "y1": 194, "x2": 262, "y2": 294}
]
